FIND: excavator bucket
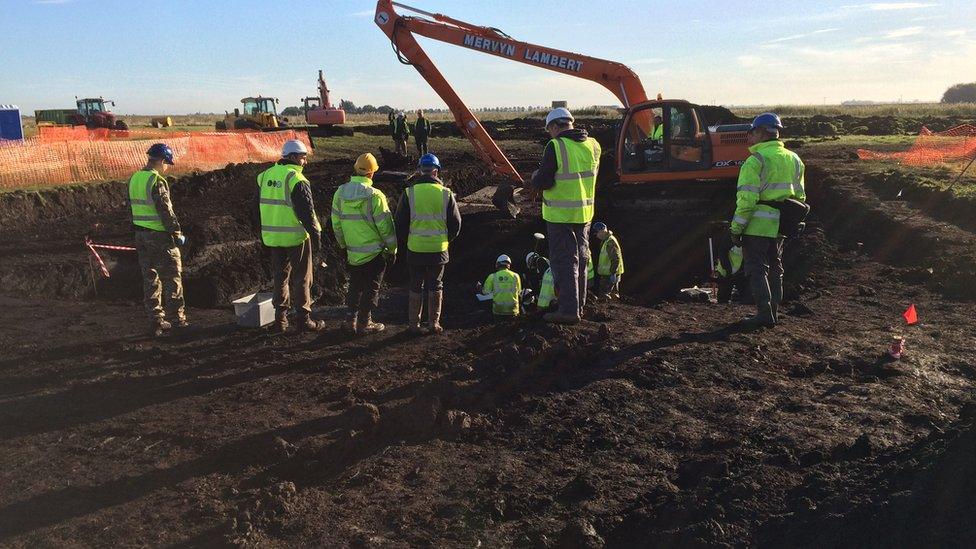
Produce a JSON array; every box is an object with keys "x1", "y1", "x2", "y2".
[{"x1": 492, "y1": 183, "x2": 520, "y2": 219}]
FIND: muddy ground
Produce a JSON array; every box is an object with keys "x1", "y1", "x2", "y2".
[{"x1": 1, "y1": 127, "x2": 976, "y2": 547}]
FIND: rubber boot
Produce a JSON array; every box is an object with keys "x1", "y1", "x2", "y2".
[
  {"x1": 408, "y1": 292, "x2": 425, "y2": 334},
  {"x1": 275, "y1": 310, "x2": 289, "y2": 333},
  {"x1": 300, "y1": 315, "x2": 326, "y2": 332},
  {"x1": 150, "y1": 318, "x2": 172, "y2": 337},
  {"x1": 356, "y1": 312, "x2": 385, "y2": 335},
  {"x1": 769, "y1": 275, "x2": 783, "y2": 324},
  {"x1": 428, "y1": 290, "x2": 444, "y2": 334},
  {"x1": 741, "y1": 275, "x2": 775, "y2": 329}
]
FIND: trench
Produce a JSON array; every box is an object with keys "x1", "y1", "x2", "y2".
[{"x1": 1, "y1": 152, "x2": 974, "y2": 313}]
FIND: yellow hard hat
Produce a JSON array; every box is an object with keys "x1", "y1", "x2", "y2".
[{"x1": 354, "y1": 152, "x2": 379, "y2": 174}]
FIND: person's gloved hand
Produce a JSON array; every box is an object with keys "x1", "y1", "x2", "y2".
[
  {"x1": 730, "y1": 232, "x2": 743, "y2": 247},
  {"x1": 173, "y1": 231, "x2": 186, "y2": 246}
]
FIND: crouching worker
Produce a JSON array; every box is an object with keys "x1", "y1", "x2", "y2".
[
  {"x1": 480, "y1": 255, "x2": 522, "y2": 317},
  {"x1": 331, "y1": 153, "x2": 397, "y2": 334},
  {"x1": 593, "y1": 222, "x2": 624, "y2": 298},
  {"x1": 257, "y1": 139, "x2": 326, "y2": 333},
  {"x1": 525, "y1": 251, "x2": 556, "y2": 312},
  {"x1": 713, "y1": 241, "x2": 747, "y2": 304},
  {"x1": 130, "y1": 143, "x2": 187, "y2": 337}
]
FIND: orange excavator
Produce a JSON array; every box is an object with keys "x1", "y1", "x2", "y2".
[{"x1": 374, "y1": 1, "x2": 751, "y2": 216}]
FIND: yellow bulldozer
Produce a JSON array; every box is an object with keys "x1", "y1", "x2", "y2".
[{"x1": 215, "y1": 96, "x2": 282, "y2": 131}]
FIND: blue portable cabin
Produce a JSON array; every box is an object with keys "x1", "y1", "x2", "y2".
[{"x1": 0, "y1": 105, "x2": 25, "y2": 141}]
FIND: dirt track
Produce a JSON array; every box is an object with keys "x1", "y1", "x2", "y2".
[{"x1": 1, "y1": 130, "x2": 976, "y2": 546}]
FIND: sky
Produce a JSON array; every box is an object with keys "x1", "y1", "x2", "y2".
[{"x1": 1, "y1": 0, "x2": 973, "y2": 114}]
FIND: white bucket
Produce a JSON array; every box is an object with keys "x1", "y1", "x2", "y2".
[{"x1": 232, "y1": 292, "x2": 274, "y2": 328}]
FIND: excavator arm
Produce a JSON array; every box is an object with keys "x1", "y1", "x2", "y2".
[{"x1": 374, "y1": 0, "x2": 650, "y2": 191}]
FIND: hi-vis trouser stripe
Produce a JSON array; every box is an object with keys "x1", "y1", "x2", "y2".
[
  {"x1": 131, "y1": 174, "x2": 162, "y2": 222},
  {"x1": 261, "y1": 171, "x2": 306, "y2": 233},
  {"x1": 407, "y1": 185, "x2": 449, "y2": 237},
  {"x1": 544, "y1": 139, "x2": 596, "y2": 209}
]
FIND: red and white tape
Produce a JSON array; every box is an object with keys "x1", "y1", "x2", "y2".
[{"x1": 85, "y1": 237, "x2": 136, "y2": 278}]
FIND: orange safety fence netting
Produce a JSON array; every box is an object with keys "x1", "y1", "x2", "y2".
[
  {"x1": 857, "y1": 124, "x2": 976, "y2": 166},
  {"x1": 0, "y1": 130, "x2": 311, "y2": 189},
  {"x1": 34, "y1": 126, "x2": 267, "y2": 142}
]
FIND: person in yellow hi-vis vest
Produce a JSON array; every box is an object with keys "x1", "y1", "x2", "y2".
[
  {"x1": 592, "y1": 222, "x2": 624, "y2": 298},
  {"x1": 527, "y1": 107, "x2": 601, "y2": 325},
  {"x1": 394, "y1": 153, "x2": 462, "y2": 334},
  {"x1": 129, "y1": 143, "x2": 186, "y2": 337},
  {"x1": 479, "y1": 254, "x2": 522, "y2": 317},
  {"x1": 730, "y1": 113, "x2": 807, "y2": 328},
  {"x1": 257, "y1": 139, "x2": 325, "y2": 333},
  {"x1": 331, "y1": 153, "x2": 397, "y2": 335}
]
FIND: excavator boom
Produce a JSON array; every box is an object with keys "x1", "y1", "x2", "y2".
[{"x1": 375, "y1": 0, "x2": 649, "y2": 186}]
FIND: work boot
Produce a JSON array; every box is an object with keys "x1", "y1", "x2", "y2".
[
  {"x1": 356, "y1": 313, "x2": 385, "y2": 335},
  {"x1": 275, "y1": 311, "x2": 289, "y2": 333},
  {"x1": 740, "y1": 275, "x2": 776, "y2": 329},
  {"x1": 408, "y1": 292, "x2": 425, "y2": 334},
  {"x1": 544, "y1": 311, "x2": 581, "y2": 325},
  {"x1": 769, "y1": 275, "x2": 783, "y2": 323},
  {"x1": 428, "y1": 290, "x2": 444, "y2": 334},
  {"x1": 150, "y1": 318, "x2": 172, "y2": 337},
  {"x1": 300, "y1": 316, "x2": 326, "y2": 332}
]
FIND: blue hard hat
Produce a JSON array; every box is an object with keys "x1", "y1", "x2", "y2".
[
  {"x1": 750, "y1": 112, "x2": 784, "y2": 131},
  {"x1": 418, "y1": 153, "x2": 440, "y2": 169},
  {"x1": 592, "y1": 222, "x2": 607, "y2": 233},
  {"x1": 147, "y1": 143, "x2": 174, "y2": 165}
]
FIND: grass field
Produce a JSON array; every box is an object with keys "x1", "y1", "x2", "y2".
[{"x1": 20, "y1": 102, "x2": 975, "y2": 138}]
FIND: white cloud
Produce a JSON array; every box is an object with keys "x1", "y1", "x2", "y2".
[
  {"x1": 766, "y1": 28, "x2": 840, "y2": 44},
  {"x1": 736, "y1": 55, "x2": 764, "y2": 68},
  {"x1": 842, "y1": 2, "x2": 938, "y2": 10},
  {"x1": 945, "y1": 29, "x2": 966, "y2": 37},
  {"x1": 884, "y1": 26, "x2": 925, "y2": 38},
  {"x1": 627, "y1": 58, "x2": 665, "y2": 65}
]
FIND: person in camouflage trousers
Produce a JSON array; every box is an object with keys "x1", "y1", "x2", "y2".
[{"x1": 129, "y1": 143, "x2": 187, "y2": 337}]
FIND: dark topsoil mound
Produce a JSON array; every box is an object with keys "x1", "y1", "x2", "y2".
[{"x1": 2, "y1": 136, "x2": 976, "y2": 546}]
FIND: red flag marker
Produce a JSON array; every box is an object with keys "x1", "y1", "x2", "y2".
[{"x1": 903, "y1": 304, "x2": 918, "y2": 325}]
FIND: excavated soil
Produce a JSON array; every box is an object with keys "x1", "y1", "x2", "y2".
[{"x1": 1, "y1": 131, "x2": 976, "y2": 547}]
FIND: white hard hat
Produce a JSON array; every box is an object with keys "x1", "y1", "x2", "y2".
[
  {"x1": 282, "y1": 139, "x2": 309, "y2": 156},
  {"x1": 545, "y1": 107, "x2": 574, "y2": 127},
  {"x1": 525, "y1": 251, "x2": 538, "y2": 267},
  {"x1": 496, "y1": 254, "x2": 512, "y2": 265}
]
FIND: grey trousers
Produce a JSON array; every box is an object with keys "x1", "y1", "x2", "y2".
[
  {"x1": 742, "y1": 235, "x2": 784, "y2": 280},
  {"x1": 547, "y1": 221, "x2": 590, "y2": 316}
]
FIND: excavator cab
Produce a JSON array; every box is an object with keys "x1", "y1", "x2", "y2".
[{"x1": 619, "y1": 100, "x2": 713, "y2": 175}]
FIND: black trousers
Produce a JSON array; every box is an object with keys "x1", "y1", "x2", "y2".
[
  {"x1": 346, "y1": 255, "x2": 387, "y2": 318},
  {"x1": 415, "y1": 137, "x2": 429, "y2": 155},
  {"x1": 409, "y1": 264, "x2": 445, "y2": 292}
]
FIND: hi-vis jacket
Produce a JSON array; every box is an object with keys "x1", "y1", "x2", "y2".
[
  {"x1": 542, "y1": 137, "x2": 600, "y2": 224},
  {"x1": 714, "y1": 245, "x2": 743, "y2": 278},
  {"x1": 597, "y1": 232, "x2": 625, "y2": 276},
  {"x1": 330, "y1": 176, "x2": 397, "y2": 266},
  {"x1": 129, "y1": 169, "x2": 179, "y2": 233},
  {"x1": 483, "y1": 268, "x2": 522, "y2": 316},
  {"x1": 258, "y1": 163, "x2": 319, "y2": 247},
  {"x1": 731, "y1": 140, "x2": 806, "y2": 238},
  {"x1": 537, "y1": 268, "x2": 556, "y2": 309}
]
